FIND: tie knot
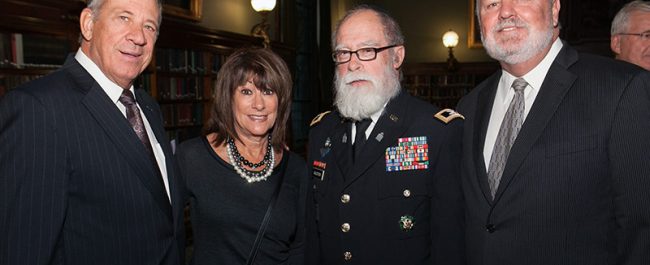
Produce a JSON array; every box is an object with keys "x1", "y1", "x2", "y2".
[
  {"x1": 119, "y1": 89, "x2": 136, "y2": 106},
  {"x1": 511, "y1": 78, "x2": 528, "y2": 92},
  {"x1": 355, "y1": 118, "x2": 372, "y2": 130}
]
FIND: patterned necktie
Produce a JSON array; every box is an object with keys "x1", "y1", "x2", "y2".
[
  {"x1": 119, "y1": 89, "x2": 161, "y2": 173},
  {"x1": 487, "y1": 78, "x2": 528, "y2": 199},
  {"x1": 353, "y1": 119, "x2": 372, "y2": 162}
]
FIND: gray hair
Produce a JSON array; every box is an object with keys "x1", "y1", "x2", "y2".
[
  {"x1": 86, "y1": 0, "x2": 163, "y2": 26},
  {"x1": 331, "y1": 4, "x2": 405, "y2": 49},
  {"x1": 80, "y1": 0, "x2": 163, "y2": 43},
  {"x1": 611, "y1": 0, "x2": 650, "y2": 35}
]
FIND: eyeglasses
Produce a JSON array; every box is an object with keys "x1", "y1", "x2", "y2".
[
  {"x1": 332, "y1": 44, "x2": 400, "y2": 64},
  {"x1": 618, "y1": 32, "x2": 650, "y2": 41}
]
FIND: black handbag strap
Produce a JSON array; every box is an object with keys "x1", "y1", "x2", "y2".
[{"x1": 245, "y1": 153, "x2": 288, "y2": 265}]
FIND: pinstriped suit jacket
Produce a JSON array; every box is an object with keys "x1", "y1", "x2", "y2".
[
  {"x1": 0, "y1": 57, "x2": 185, "y2": 265},
  {"x1": 457, "y1": 43, "x2": 650, "y2": 265}
]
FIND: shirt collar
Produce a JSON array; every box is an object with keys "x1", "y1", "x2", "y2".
[
  {"x1": 369, "y1": 104, "x2": 385, "y2": 124},
  {"x1": 75, "y1": 49, "x2": 135, "y2": 104},
  {"x1": 497, "y1": 38, "x2": 563, "y2": 104}
]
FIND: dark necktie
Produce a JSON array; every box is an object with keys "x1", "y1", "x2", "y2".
[
  {"x1": 353, "y1": 119, "x2": 372, "y2": 162},
  {"x1": 487, "y1": 78, "x2": 528, "y2": 199},
  {"x1": 119, "y1": 89, "x2": 162, "y2": 177}
]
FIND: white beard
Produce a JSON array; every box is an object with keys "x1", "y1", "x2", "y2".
[
  {"x1": 482, "y1": 15, "x2": 554, "y2": 65},
  {"x1": 334, "y1": 64, "x2": 400, "y2": 121}
]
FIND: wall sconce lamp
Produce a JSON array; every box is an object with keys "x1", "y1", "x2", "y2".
[
  {"x1": 442, "y1": 29, "x2": 459, "y2": 72},
  {"x1": 250, "y1": 0, "x2": 276, "y2": 48}
]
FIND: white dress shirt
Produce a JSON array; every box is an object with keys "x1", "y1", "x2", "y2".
[
  {"x1": 483, "y1": 39, "x2": 564, "y2": 169},
  {"x1": 351, "y1": 105, "x2": 385, "y2": 144},
  {"x1": 75, "y1": 49, "x2": 170, "y2": 201}
]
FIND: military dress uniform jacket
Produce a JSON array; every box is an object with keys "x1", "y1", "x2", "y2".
[{"x1": 305, "y1": 91, "x2": 465, "y2": 265}]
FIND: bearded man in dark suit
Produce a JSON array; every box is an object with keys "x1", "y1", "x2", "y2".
[
  {"x1": 457, "y1": 0, "x2": 650, "y2": 264},
  {"x1": 0, "y1": 0, "x2": 185, "y2": 264}
]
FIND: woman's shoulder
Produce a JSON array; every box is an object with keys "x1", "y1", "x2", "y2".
[{"x1": 176, "y1": 136, "x2": 209, "y2": 157}]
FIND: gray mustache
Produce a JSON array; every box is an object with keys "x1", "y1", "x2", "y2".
[{"x1": 494, "y1": 19, "x2": 527, "y2": 31}]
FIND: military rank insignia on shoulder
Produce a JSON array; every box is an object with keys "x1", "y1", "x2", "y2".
[
  {"x1": 310, "y1": 111, "x2": 331, "y2": 127},
  {"x1": 434, "y1": 108, "x2": 464, "y2": 124}
]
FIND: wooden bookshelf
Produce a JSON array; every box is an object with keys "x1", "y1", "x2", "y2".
[
  {"x1": 402, "y1": 62, "x2": 500, "y2": 109},
  {"x1": 0, "y1": 0, "x2": 83, "y2": 97},
  {"x1": 0, "y1": 0, "x2": 295, "y2": 145}
]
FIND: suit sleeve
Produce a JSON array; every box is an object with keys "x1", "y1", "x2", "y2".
[
  {"x1": 0, "y1": 90, "x2": 68, "y2": 265},
  {"x1": 430, "y1": 119, "x2": 466, "y2": 265},
  {"x1": 609, "y1": 71, "x2": 650, "y2": 264}
]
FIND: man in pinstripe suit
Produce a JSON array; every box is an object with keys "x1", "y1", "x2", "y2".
[
  {"x1": 457, "y1": 0, "x2": 650, "y2": 264},
  {"x1": 0, "y1": 0, "x2": 184, "y2": 264}
]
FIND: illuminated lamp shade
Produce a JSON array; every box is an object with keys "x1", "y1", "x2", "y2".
[
  {"x1": 251, "y1": 0, "x2": 276, "y2": 12},
  {"x1": 442, "y1": 30, "x2": 459, "y2": 48},
  {"x1": 250, "y1": 0, "x2": 276, "y2": 47},
  {"x1": 442, "y1": 29, "x2": 460, "y2": 71}
]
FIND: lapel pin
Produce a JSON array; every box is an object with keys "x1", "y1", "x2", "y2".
[
  {"x1": 320, "y1": 148, "x2": 330, "y2": 157},
  {"x1": 342, "y1": 133, "x2": 348, "y2": 143},
  {"x1": 389, "y1": 114, "x2": 399, "y2": 122},
  {"x1": 375, "y1": 132, "x2": 384, "y2": 142},
  {"x1": 320, "y1": 138, "x2": 331, "y2": 157}
]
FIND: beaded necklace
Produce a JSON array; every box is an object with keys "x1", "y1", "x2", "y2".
[{"x1": 226, "y1": 135, "x2": 275, "y2": 183}]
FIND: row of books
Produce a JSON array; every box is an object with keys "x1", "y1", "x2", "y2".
[
  {"x1": 155, "y1": 48, "x2": 222, "y2": 74},
  {"x1": 406, "y1": 85, "x2": 472, "y2": 98},
  {"x1": 135, "y1": 73, "x2": 154, "y2": 95},
  {"x1": 161, "y1": 103, "x2": 204, "y2": 127},
  {"x1": 157, "y1": 75, "x2": 207, "y2": 101},
  {"x1": 0, "y1": 33, "x2": 69, "y2": 69},
  {"x1": 168, "y1": 126, "x2": 202, "y2": 152},
  {"x1": 404, "y1": 73, "x2": 488, "y2": 87}
]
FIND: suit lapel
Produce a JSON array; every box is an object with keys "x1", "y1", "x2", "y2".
[
  {"x1": 68, "y1": 58, "x2": 173, "y2": 221},
  {"x1": 136, "y1": 89, "x2": 179, "y2": 224},
  {"x1": 344, "y1": 92, "x2": 410, "y2": 188},
  {"x1": 493, "y1": 46, "x2": 578, "y2": 202},
  {"x1": 474, "y1": 73, "x2": 501, "y2": 204}
]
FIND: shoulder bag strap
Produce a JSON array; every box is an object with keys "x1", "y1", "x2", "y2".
[{"x1": 245, "y1": 153, "x2": 289, "y2": 265}]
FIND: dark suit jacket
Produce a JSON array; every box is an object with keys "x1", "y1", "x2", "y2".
[
  {"x1": 0, "y1": 57, "x2": 185, "y2": 265},
  {"x1": 456, "y1": 43, "x2": 650, "y2": 265},
  {"x1": 306, "y1": 92, "x2": 465, "y2": 265}
]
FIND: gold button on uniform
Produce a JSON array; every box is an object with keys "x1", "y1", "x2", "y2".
[
  {"x1": 403, "y1": 189, "x2": 411, "y2": 197},
  {"x1": 344, "y1": 251, "x2": 352, "y2": 261},
  {"x1": 341, "y1": 194, "x2": 350, "y2": 203},
  {"x1": 341, "y1": 223, "x2": 350, "y2": 232}
]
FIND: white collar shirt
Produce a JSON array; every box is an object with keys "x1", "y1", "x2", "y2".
[
  {"x1": 483, "y1": 38, "x2": 564, "y2": 169},
  {"x1": 75, "y1": 49, "x2": 170, "y2": 201},
  {"x1": 351, "y1": 104, "x2": 385, "y2": 144}
]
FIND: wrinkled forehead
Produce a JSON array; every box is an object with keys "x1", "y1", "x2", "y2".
[{"x1": 101, "y1": 0, "x2": 162, "y2": 25}]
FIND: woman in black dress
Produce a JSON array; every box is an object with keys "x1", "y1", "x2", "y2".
[{"x1": 176, "y1": 48, "x2": 307, "y2": 265}]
